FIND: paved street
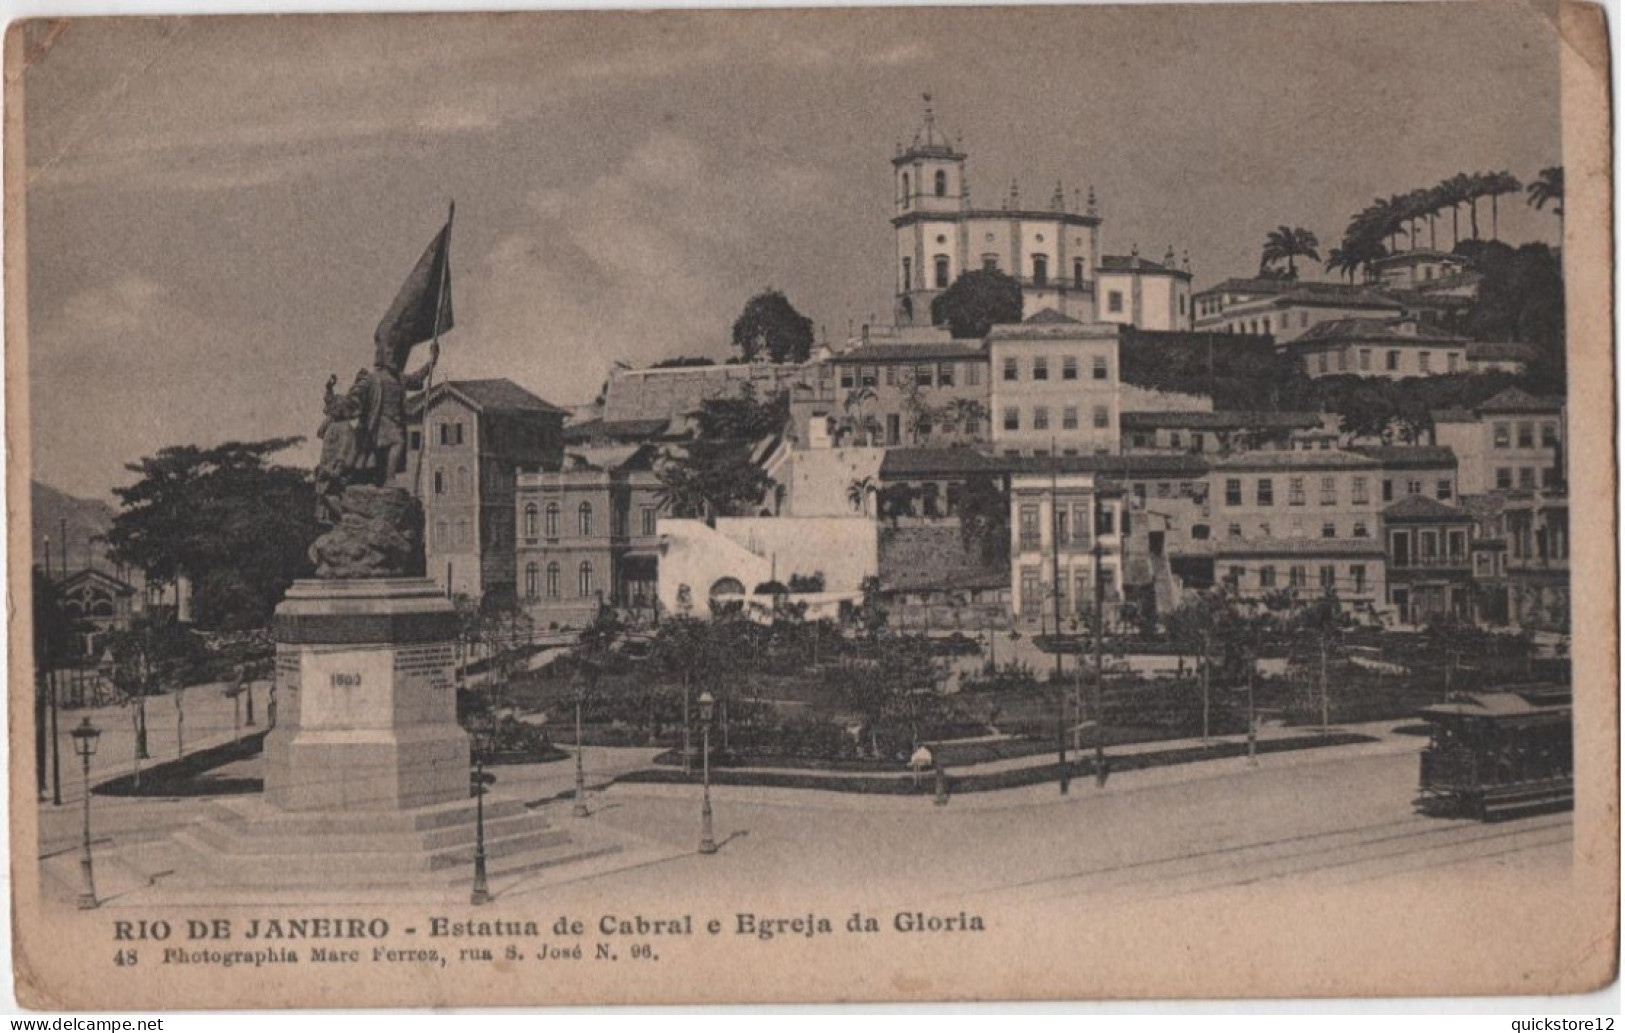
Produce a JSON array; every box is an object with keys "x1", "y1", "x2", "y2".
[{"x1": 34, "y1": 719, "x2": 1568, "y2": 913}]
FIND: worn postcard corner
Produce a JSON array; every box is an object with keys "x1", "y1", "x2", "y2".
[{"x1": 4, "y1": 1, "x2": 1616, "y2": 1010}]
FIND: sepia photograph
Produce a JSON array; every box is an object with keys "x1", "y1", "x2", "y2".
[{"x1": 5, "y1": 0, "x2": 1616, "y2": 1010}]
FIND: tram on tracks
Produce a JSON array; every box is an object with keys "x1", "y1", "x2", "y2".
[{"x1": 1416, "y1": 685, "x2": 1572, "y2": 821}]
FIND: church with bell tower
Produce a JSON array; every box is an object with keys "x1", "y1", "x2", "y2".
[
  {"x1": 890, "y1": 97, "x2": 1192, "y2": 332},
  {"x1": 892, "y1": 97, "x2": 1103, "y2": 327}
]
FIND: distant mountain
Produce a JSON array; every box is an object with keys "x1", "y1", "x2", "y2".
[{"x1": 31, "y1": 480, "x2": 117, "y2": 574}]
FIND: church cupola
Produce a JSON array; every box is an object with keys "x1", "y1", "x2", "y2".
[{"x1": 894, "y1": 93, "x2": 967, "y2": 217}]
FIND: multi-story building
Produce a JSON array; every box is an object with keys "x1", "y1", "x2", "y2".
[
  {"x1": 1121, "y1": 410, "x2": 1322, "y2": 455},
  {"x1": 1096, "y1": 249, "x2": 1193, "y2": 331},
  {"x1": 415, "y1": 379, "x2": 567, "y2": 602},
  {"x1": 1291, "y1": 317, "x2": 1471, "y2": 378},
  {"x1": 1008, "y1": 463, "x2": 1127, "y2": 627},
  {"x1": 1202, "y1": 450, "x2": 1386, "y2": 610},
  {"x1": 1433, "y1": 388, "x2": 1566, "y2": 495},
  {"x1": 1369, "y1": 249, "x2": 1474, "y2": 292},
  {"x1": 513, "y1": 443, "x2": 663, "y2": 629},
  {"x1": 1191, "y1": 279, "x2": 1402, "y2": 342},
  {"x1": 811, "y1": 339, "x2": 989, "y2": 448},
  {"x1": 1466, "y1": 341, "x2": 1538, "y2": 375},
  {"x1": 1380, "y1": 495, "x2": 1477, "y2": 625},
  {"x1": 1349, "y1": 446, "x2": 1459, "y2": 506},
  {"x1": 986, "y1": 313, "x2": 1120, "y2": 457},
  {"x1": 1502, "y1": 490, "x2": 1570, "y2": 633}
]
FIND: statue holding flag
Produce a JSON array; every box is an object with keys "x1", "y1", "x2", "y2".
[{"x1": 311, "y1": 205, "x2": 454, "y2": 578}]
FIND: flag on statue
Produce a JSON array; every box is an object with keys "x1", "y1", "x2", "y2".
[{"x1": 374, "y1": 203, "x2": 454, "y2": 362}]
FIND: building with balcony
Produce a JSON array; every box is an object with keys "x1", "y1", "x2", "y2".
[
  {"x1": 1502, "y1": 490, "x2": 1569, "y2": 633},
  {"x1": 1008, "y1": 463, "x2": 1127, "y2": 628},
  {"x1": 808, "y1": 339, "x2": 989, "y2": 449},
  {"x1": 513, "y1": 443, "x2": 663, "y2": 629},
  {"x1": 987, "y1": 313, "x2": 1121, "y2": 457},
  {"x1": 1201, "y1": 449, "x2": 1386, "y2": 612},
  {"x1": 1121, "y1": 410, "x2": 1322, "y2": 455},
  {"x1": 1380, "y1": 495, "x2": 1476, "y2": 625}
]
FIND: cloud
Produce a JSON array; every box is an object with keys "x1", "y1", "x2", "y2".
[{"x1": 447, "y1": 130, "x2": 835, "y2": 407}]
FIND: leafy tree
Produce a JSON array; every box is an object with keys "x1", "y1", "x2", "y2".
[
  {"x1": 1459, "y1": 240, "x2": 1566, "y2": 391},
  {"x1": 731, "y1": 289, "x2": 815, "y2": 364},
  {"x1": 649, "y1": 356, "x2": 717, "y2": 369},
  {"x1": 846, "y1": 477, "x2": 877, "y2": 516},
  {"x1": 930, "y1": 268, "x2": 1023, "y2": 339},
  {"x1": 654, "y1": 441, "x2": 776, "y2": 527},
  {"x1": 958, "y1": 473, "x2": 1010, "y2": 567},
  {"x1": 108, "y1": 438, "x2": 316, "y2": 631},
  {"x1": 692, "y1": 382, "x2": 788, "y2": 440},
  {"x1": 1260, "y1": 225, "x2": 1320, "y2": 279}
]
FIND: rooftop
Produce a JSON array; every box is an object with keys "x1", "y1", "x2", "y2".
[
  {"x1": 1210, "y1": 449, "x2": 1379, "y2": 471},
  {"x1": 1292, "y1": 318, "x2": 1467, "y2": 345},
  {"x1": 1098, "y1": 254, "x2": 1192, "y2": 280},
  {"x1": 1121, "y1": 410, "x2": 1321, "y2": 431},
  {"x1": 1477, "y1": 387, "x2": 1565, "y2": 414},
  {"x1": 987, "y1": 316, "x2": 1119, "y2": 342},
  {"x1": 829, "y1": 341, "x2": 987, "y2": 363},
  {"x1": 1349, "y1": 445, "x2": 1458, "y2": 469},
  {"x1": 1382, "y1": 495, "x2": 1469, "y2": 521},
  {"x1": 431, "y1": 379, "x2": 569, "y2": 415},
  {"x1": 563, "y1": 417, "x2": 674, "y2": 443},
  {"x1": 1203, "y1": 538, "x2": 1387, "y2": 559}
]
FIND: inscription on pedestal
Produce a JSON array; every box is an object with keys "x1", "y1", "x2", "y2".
[{"x1": 395, "y1": 643, "x2": 455, "y2": 693}]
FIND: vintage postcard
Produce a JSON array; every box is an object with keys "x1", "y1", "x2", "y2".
[{"x1": 5, "y1": 1, "x2": 1615, "y2": 1009}]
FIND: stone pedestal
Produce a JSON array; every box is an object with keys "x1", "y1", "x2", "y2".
[{"x1": 265, "y1": 578, "x2": 467, "y2": 812}]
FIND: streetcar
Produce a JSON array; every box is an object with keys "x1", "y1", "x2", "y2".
[{"x1": 1415, "y1": 685, "x2": 1572, "y2": 821}]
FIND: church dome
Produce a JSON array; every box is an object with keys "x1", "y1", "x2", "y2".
[{"x1": 900, "y1": 94, "x2": 963, "y2": 159}]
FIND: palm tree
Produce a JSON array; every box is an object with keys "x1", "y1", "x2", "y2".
[
  {"x1": 841, "y1": 386, "x2": 878, "y2": 445},
  {"x1": 846, "y1": 476, "x2": 877, "y2": 517},
  {"x1": 1484, "y1": 171, "x2": 1523, "y2": 240},
  {"x1": 1405, "y1": 187, "x2": 1437, "y2": 251},
  {"x1": 1436, "y1": 174, "x2": 1473, "y2": 247},
  {"x1": 1464, "y1": 172, "x2": 1488, "y2": 240},
  {"x1": 1527, "y1": 166, "x2": 1563, "y2": 218},
  {"x1": 1260, "y1": 225, "x2": 1320, "y2": 279},
  {"x1": 1324, "y1": 245, "x2": 1359, "y2": 283}
]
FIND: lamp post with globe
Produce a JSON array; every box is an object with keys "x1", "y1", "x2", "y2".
[
  {"x1": 70, "y1": 717, "x2": 101, "y2": 909},
  {"x1": 698, "y1": 691, "x2": 717, "y2": 855}
]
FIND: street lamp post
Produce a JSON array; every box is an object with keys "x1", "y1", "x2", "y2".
[
  {"x1": 698, "y1": 691, "x2": 717, "y2": 855},
  {"x1": 70, "y1": 718, "x2": 101, "y2": 910},
  {"x1": 244, "y1": 674, "x2": 256, "y2": 728},
  {"x1": 469, "y1": 708, "x2": 494, "y2": 906},
  {"x1": 572, "y1": 685, "x2": 589, "y2": 818}
]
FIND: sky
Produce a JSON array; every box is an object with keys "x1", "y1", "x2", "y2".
[{"x1": 20, "y1": 2, "x2": 1563, "y2": 501}]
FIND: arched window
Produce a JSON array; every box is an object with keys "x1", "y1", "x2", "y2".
[
  {"x1": 525, "y1": 562, "x2": 539, "y2": 600},
  {"x1": 901, "y1": 172, "x2": 910, "y2": 206},
  {"x1": 578, "y1": 501, "x2": 593, "y2": 536},
  {"x1": 433, "y1": 469, "x2": 445, "y2": 495},
  {"x1": 710, "y1": 577, "x2": 745, "y2": 598},
  {"x1": 545, "y1": 502, "x2": 560, "y2": 537},
  {"x1": 1032, "y1": 254, "x2": 1048, "y2": 287},
  {"x1": 578, "y1": 561, "x2": 594, "y2": 598},
  {"x1": 933, "y1": 255, "x2": 949, "y2": 289},
  {"x1": 934, "y1": 169, "x2": 947, "y2": 197},
  {"x1": 900, "y1": 296, "x2": 914, "y2": 321},
  {"x1": 546, "y1": 562, "x2": 560, "y2": 599},
  {"x1": 524, "y1": 503, "x2": 538, "y2": 538},
  {"x1": 901, "y1": 257, "x2": 912, "y2": 290},
  {"x1": 1073, "y1": 259, "x2": 1085, "y2": 289}
]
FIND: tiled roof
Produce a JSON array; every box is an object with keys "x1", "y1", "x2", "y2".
[
  {"x1": 829, "y1": 342, "x2": 987, "y2": 363},
  {"x1": 1098, "y1": 255, "x2": 1192, "y2": 279},
  {"x1": 563, "y1": 417, "x2": 673, "y2": 442},
  {"x1": 1274, "y1": 287, "x2": 1403, "y2": 310},
  {"x1": 1023, "y1": 308, "x2": 1083, "y2": 324},
  {"x1": 1007, "y1": 454, "x2": 1211, "y2": 478},
  {"x1": 1292, "y1": 318, "x2": 1465, "y2": 344},
  {"x1": 1382, "y1": 495, "x2": 1468, "y2": 521},
  {"x1": 987, "y1": 319, "x2": 1120, "y2": 342},
  {"x1": 1121, "y1": 410, "x2": 1321, "y2": 431},
  {"x1": 1349, "y1": 446, "x2": 1457, "y2": 469},
  {"x1": 438, "y1": 379, "x2": 568, "y2": 415},
  {"x1": 880, "y1": 448, "x2": 1001, "y2": 478},
  {"x1": 1210, "y1": 449, "x2": 1378, "y2": 471},
  {"x1": 1202, "y1": 538, "x2": 1387, "y2": 559},
  {"x1": 1477, "y1": 387, "x2": 1564, "y2": 414},
  {"x1": 1194, "y1": 277, "x2": 1300, "y2": 297}
]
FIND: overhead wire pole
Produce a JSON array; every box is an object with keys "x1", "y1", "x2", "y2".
[
  {"x1": 1093, "y1": 493, "x2": 1106, "y2": 788},
  {"x1": 1049, "y1": 439, "x2": 1067, "y2": 794}
]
